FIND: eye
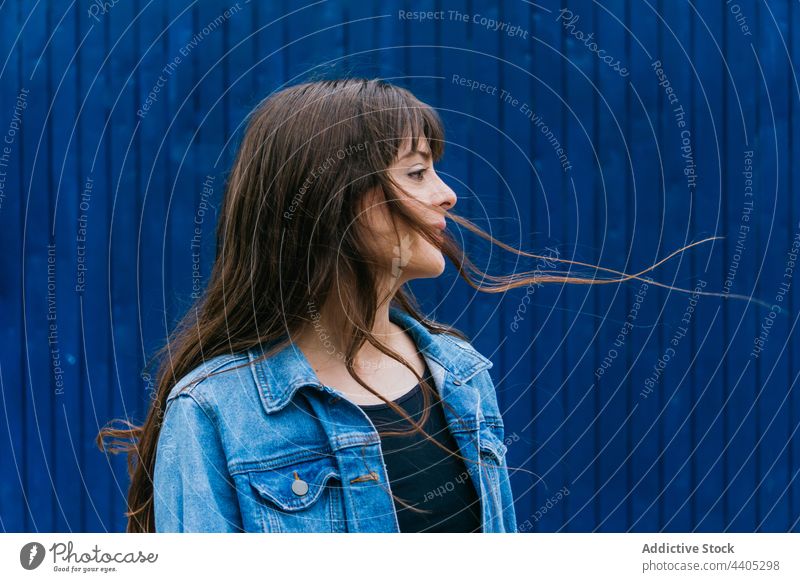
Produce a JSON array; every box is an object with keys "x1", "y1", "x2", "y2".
[{"x1": 408, "y1": 168, "x2": 427, "y2": 181}]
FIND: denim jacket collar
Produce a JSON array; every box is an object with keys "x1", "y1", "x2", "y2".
[{"x1": 248, "y1": 306, "x2": 493, "y2": 414}]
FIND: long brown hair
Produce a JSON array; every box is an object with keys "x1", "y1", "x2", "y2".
[{"x1": 98, "y1": 78, "x2": 718, "y2": 532}]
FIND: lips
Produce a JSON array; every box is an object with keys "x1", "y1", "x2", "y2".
[{"x1": 433, "y1": 223, "x2": 445, "y2": 244}]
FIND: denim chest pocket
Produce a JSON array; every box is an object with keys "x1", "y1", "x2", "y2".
[{"x1": 237, "y1": 455, "x2": 347, "y2": 532}]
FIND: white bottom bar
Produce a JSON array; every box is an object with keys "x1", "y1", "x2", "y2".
[{"x1": 1, "y1": 533, "x2": 798, "y2": 580}]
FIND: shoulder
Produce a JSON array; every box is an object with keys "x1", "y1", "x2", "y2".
[
  {"x1": 435, "y1": 330, "x2": 494, "y2": 370},
  {"x1": 165, "y1": 353, "x2": 253, "y2": 407},
  {"x1": 433, "y1": 331, "x2": 503, "y2": 422}
]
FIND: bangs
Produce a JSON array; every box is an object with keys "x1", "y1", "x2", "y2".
[
  {"x1": 398, "y1": 96, "x2": 445, "y2": 161},
  {"x1": 359, "y1": 80, "x2": 446, "y2": 162}
]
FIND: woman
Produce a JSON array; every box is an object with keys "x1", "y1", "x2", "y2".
[{"x1": 99, "y1": 78, "x2": 704, "y2": 533}]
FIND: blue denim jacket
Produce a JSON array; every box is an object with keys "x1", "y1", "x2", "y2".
[{"x1": 153, "y1": 306, "x2": 517, "y2": 532}]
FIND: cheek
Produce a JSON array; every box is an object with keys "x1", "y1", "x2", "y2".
[
  {"x1": 359, "y1": 209, "x2": 406, "y2": 263},
  {"x1": 357, "y1": 190, "x2": 438, "y2": 267},
  {"x1": 400, "y1": 191, "x2": 433, "y2": 219},
  {"x1": 358, "y1": 192, "x2": 393, "y2": 239}
]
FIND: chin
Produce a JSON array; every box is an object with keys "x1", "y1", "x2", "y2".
[
  {"x1": 393, "y1": 237, "x2": 446, "y2": 281},
  {"x1": 407, "y1": 250, "x2": 446, "y2": 280}
]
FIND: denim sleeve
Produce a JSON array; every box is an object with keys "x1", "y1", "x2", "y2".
[
  {"x1": 477, "y1": 368, "x2": 519, "y2": 533},
  {"x1": 153, "y1": 392, "x2": 243, "y2": 532},
  {"x1": 498, "y1": 451, "x2": 518, "y2": 533}
]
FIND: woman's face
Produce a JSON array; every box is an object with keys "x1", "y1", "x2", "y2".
[{"x1": 359, "y1": 138, "x2": 457, "y2": 285}]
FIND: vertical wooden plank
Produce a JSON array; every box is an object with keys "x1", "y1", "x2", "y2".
[
  {"x1": 375, "y1": 0, "x2": 404, "y2": 81},
  {"x1": 137, "y1": 0, "x2": 168, "y2": 416},
  {"x1": 689, "y1": 0, "x2": 725, "y2": 532},
  {"x1": 225, "y1": 0, "x2": 256, "y2": 145},
  {"x1": 465, "y1": 0, "x2": 503, "y2": 412},
  {"x1": 251, "y1": 2, "x2": 286, "y2": 98},
  {"x1": 754, "y1": 0, "x2": 791, "y2": 532},
  {"x1": 591, "y1": 0, "x2": 631, "y2": 532},
  {"x1": 715, "y1": 0, "x2": 743, "y2": 532},
  {"x1": 50, "y1": 0, "x2": 82, "y2": 532},
  {"x1": 136, "y1": 0, "x2": 168, "y2": 417},
  {"x1": 281, "y1": 0, "x2": 314, "y2": 85},
  {"x1": 22, "y1": 0, "x2": 57, "y2": 531},
  {"x1": 342, "y1": 0, "x2": 376, "y2": 77},
  {"x1": 651, "y1": 0, "x2": 669, "y2": 531},
  {"x1": 193, "y1": 0, "x2": 218, "y2": 312},
  {"x1": 648, "y1": 0, "x2": 693, "y2": 532},
  {"x1": 790, "y1": 0, "x2": 800, "y2": 532},
  {"x1": 106, "y1": 0, "x2": 140, "y2": 533},
  {"x1": 628, "y1": 0, "x2": 662, "y2": 532},
  {"x1": 133, "y1": 0, "x2": 188, "y2": 532},
  {"x1": 495, "y1": 0, "x2": 537, "y2": 528},
  {"x1": 164, "y1": 0, "x2": 196, "y2": 334},
  {"x1": 530, "y1": 0, "x2": 568, "y2": 530},
  {"x1": 0, "y1": 0, "x2": 27, "y2": 531},
  {"x1": 722, "y1": 0, "x2": 759, "y2": 532},
  {"x1": 195, "y1": 0, "x2": 228, "y2": 302},
  {"x1": 285, "y1": 1, "x2": 333, "y2": 82},
  {"x1": 559, "y1": 0, "x2": 603, "y2": 532},
  {"x1": 77, "y1": 2, "x2": 113, "y2": 531}
]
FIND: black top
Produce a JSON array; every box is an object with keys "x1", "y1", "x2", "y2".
[{"x1": 357, "y1": 366, "x2": 482, "y2": 533}]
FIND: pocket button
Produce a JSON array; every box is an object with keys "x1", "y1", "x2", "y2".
[{"x1": 291, "y1": 478, "x2": 309, "y2": 496}]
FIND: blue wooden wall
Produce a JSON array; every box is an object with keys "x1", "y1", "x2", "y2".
[{"x1": 1, "y1": 0, "x2": 798, "y2": 532}]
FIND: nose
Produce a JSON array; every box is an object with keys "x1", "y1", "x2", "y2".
[{"x1": 436, "y1": 179, "x2": 457, "y2": 213}]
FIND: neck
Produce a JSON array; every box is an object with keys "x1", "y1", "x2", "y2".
[{"x1": 294, "y1": 294, "x2": 400, "y2": 367}]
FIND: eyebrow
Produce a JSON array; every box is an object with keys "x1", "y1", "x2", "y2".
[{"x1": 398, "y1": 149, "x2": 432, "y2": 161}]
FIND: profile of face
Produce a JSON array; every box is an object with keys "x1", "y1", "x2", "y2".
[{"x1": 358, "y1": 137, "x2": 457, "y2": 286}]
